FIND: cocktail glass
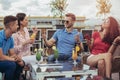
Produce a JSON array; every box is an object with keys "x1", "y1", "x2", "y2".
[
  {"x1": 72, "y1": 48, "x2": 78, "y2": 66},
  {"x1": 54, "y1": 49, "x2": 59, "y2": 63},
  {"x1": 36, "y1": 50, "x2": 41, "y2": 66}
]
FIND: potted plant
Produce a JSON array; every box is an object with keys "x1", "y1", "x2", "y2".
[{"x1": 50, "y1": 0, "x2": 68, "y2": 28}]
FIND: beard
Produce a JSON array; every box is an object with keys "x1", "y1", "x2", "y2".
[{"x1": 65, "y1": 23, "x2": 73, "y2": 28}]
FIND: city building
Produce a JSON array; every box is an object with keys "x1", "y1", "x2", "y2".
[{"x1": 0, "y1": 16, "x2": 86, "y2": 30}]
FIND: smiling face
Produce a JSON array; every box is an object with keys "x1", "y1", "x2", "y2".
[
  {"x1": 64, "y1": 16, "x2": 75, "y2": 28},
  {"x1": 102, "y1": 18, "x2": 110, "y2": 30},
  {"x1": 9, "y1": 20, "x2": 19, "y2": 33},
  {"x1": 20, "y1": 16, "x2": 28, "y2": 27},
  {"x1": 64, "y1": 13, "x2": 76, "y2": 29}
]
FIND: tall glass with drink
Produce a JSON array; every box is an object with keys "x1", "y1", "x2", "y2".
[
  {"x1": 72, "y1": 48, "x2": 78, "y2": 66},
  {"x1": 52, "y1": 46, "x2": 59, "y2": 63},
  {"x1": 36, "y1": 49, "x2": 41, "y2": 66}
]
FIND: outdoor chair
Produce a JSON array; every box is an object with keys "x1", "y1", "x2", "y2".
[
  {"x1": 111, "y1": 57, "x2": 120, "y2": 79},
  {"x1": 111, "y1": 45, "x2": 120, "y2": 79},
  {"x1": 21, "y1": 65, "x2": 30, "y2": 80},
  {"x1": 82, "y1": 44, "x2": 120, "y2": 80}
]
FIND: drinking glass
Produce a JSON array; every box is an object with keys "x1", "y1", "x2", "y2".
[
  {"x1": 36, "y1": 49, "x2": 41, "y2": 66},
  {"x1": 54, "y1": 49, "x2": 59, "y2": 63},
  {"x1": 72, "y1": 48, "x2": 78, "y2": 66}
]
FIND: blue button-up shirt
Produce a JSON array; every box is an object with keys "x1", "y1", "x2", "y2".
[
  {"x1": 0, "y1": 30, "x2": 14, "y2": 55},
  {"x1": 52, "y1": 29, "x2": 78, "y2": 55}
]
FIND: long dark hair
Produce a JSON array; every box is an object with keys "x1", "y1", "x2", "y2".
[
  {"x1": 101, "y1": 17, "x2": 120, "y2": 45},
  {"x1": 16, "y1": 13, "x2": 26, "y2": 31}
]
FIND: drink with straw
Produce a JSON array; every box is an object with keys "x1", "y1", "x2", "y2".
[
  {"x1": 36, "y1": 49, "x2": 41, "y2": 65},
  {"x1": 72, "y1": 48, "x2": 78, "y2": 66},
  {"x1": 35, "y1": 49, "x2": 42, "y2": 72},
  {"x1": 52, "y1": 46, "x2": 59, "y2": 63}
]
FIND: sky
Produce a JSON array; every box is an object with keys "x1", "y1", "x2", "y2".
[{"x1": 0, "y1": 0, "x2": 120, "y2": 20}]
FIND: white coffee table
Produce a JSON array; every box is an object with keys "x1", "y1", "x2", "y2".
[{"x1": 29, "y1": 62, "x2": 97, "y2": 80}]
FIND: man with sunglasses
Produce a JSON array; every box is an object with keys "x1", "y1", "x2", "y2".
[
  {"x1": 0, "y1": 15, "x2": 24, "y2": 80},
  {"x1": 42, "y1": 13, "x2": 83, "y2": 62}
]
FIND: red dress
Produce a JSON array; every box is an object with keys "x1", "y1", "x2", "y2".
[{"x1": 91, "y1": 32, "x2": 110, "y2": 55}]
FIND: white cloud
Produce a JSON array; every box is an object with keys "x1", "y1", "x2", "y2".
[{"x1": 0, "y1": 0, "x2": 120, "y2": 19}]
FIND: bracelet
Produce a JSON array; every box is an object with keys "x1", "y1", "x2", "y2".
[{"x1": 112, "y1": 42, "x2": 118, "y2": 46}]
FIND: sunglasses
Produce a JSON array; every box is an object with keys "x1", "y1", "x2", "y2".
[{"x1": 64, "y1": 20, "x2": 69, "y2": 24}]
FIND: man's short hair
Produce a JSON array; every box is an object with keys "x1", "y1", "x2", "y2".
[
  {"x1": 65, "y1": 13, "x2": 76, "y2": 21},
  {"x1": 4, "y1": 15, "x2": 17, "y2": 27}
]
